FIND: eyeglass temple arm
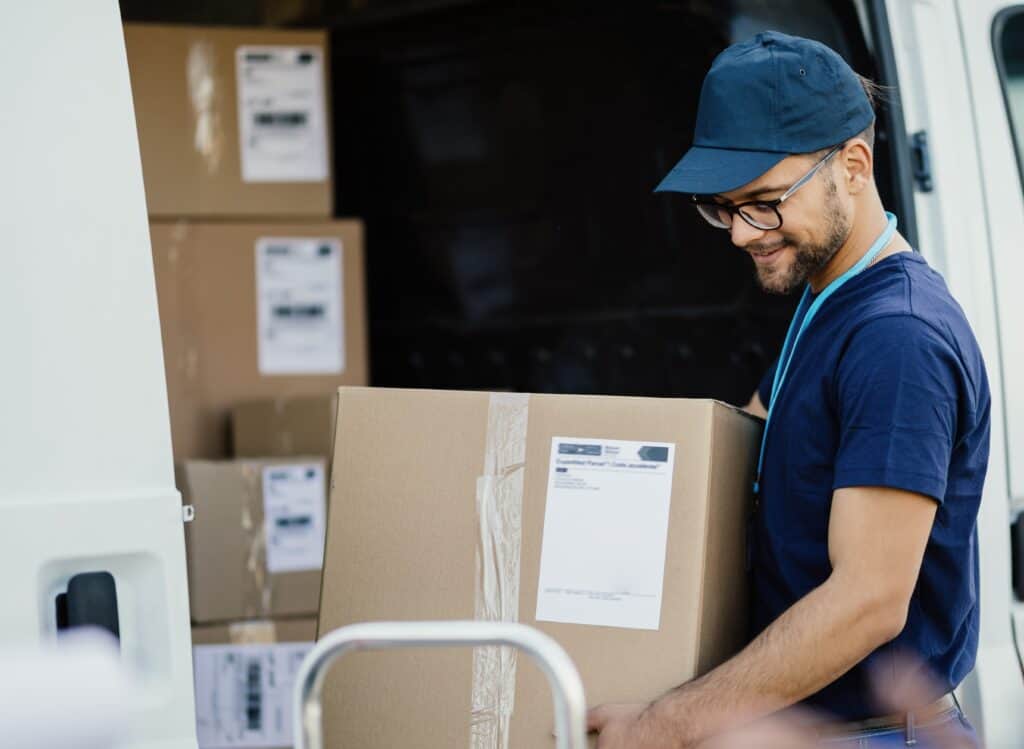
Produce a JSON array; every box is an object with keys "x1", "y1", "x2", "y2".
[{"x1": 778, "y1": 144, "x2": 843, "y2": 204}]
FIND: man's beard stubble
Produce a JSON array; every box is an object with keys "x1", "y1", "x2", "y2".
[{"x1": 755, "y1": 174, "x2": 851, "y2": 295}]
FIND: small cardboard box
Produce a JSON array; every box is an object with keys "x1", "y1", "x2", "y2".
[
  {"x1": 191, "y1": 616, "x2": 318, "y2": 646},
  {"x1": 232, "y1": 394, "x2": 337, "y2": 460},
  {"x1": 317, "y1": 387, "x2": 762, "y2": 748},
  {"x1": 124, "y1": 23, "x2": 333, "y2": 218},
  {"x1": 191, "y1": 617, "x2": 317, "y2": 749},
  {"x1": 150, "y1": 220, "x2": 367, "y2": 462},
  {"x1": 180, "y1": 457, "x2": 327, "y2": 623}
]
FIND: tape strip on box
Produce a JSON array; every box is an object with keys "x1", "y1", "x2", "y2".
[
  {"x1": 240, "y1": 463, "x2": 273, "y2": 618},
  {"x1": 471, "y1": 393, "x2": 530, "y2": 749},
  {"x1": 228, "y1": 620, "x2": 278, "y2": 644},
  {"x1": 186, "y1": 41, "x2": 225, "y2": 174}
]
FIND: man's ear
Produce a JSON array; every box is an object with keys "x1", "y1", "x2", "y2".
[{"x1": 839, "y1": 138, "x2": 873, "y2": 195}]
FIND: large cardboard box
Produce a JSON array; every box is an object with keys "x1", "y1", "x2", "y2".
[
  {"x1": 151, "y1": 220, "x2": 367, "y2": 462},
  {"x1": 318, "y1": 387, "x2": 761, "y2": 748},
  {"x1": 232, "y1": 394, "x2": 337, "y2": 459},
  {"x1": 180, "y1": 458, "x2": 328, "y2": 623},
  {"x1": 191, "y1": 617, "x2": 317, "y2": 749},
  {"x1": 124, "y1": 23, "x2": 333, "y2": 218}
]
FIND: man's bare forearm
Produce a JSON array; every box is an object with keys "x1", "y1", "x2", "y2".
[{"x1": 638, "y1": 570, "x2": 905, "y2": 746}]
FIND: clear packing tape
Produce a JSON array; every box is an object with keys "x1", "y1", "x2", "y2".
[
  {"x1": 186, "y1": 41, "x2": 224, "y2": 174},
  {"x1": 472, "y1": 393, "x2": 530, "y2": 749},
  {"x1": 239, "y1": 462, "x2": 273, "y2": 619},
  {"x1": 227, "y1": 620, "x2": 277, "y2": 644}
]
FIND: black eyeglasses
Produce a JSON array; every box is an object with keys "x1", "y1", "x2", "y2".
[{"x1": 691, "y1": 144, "x2": 843, "y2": 231}]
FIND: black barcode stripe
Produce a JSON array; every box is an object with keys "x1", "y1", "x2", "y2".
[{"x1": 245, "y1": 659, "x2": 262, "y2": 731}]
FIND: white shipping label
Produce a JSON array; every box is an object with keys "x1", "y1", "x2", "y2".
[
  {"x1": 236, "y1": 46, "x2": 329, "y2": 182},
  {"x1": 535, "y1": 437, "x2": 676, "y2": 630},
  {"x1": 262, "y1": 463, "x2": 327, "y2": 574},
  {"x1": 193, "y1": 642, "x2": 313, "y2": 749},
  {"x1": 256, "y1": 237, "x2": 345, "y2": 375}
]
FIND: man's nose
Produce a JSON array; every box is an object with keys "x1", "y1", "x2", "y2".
[{"x1": 729, "y1": 213, "x2": 767, "y2": 248}]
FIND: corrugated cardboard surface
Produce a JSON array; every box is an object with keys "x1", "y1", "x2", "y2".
[
  {"x1": 124, "y1": 23, "x2": 333, "y2": 218},
  {"x1": 317, "y1": 387, "x2": 761, "y2": 748},
  {"x1": 151, "y1": 220, "x2": 367, "y2": 462},
  {"x1": 232, "y1": 394, "x2": 337, "y2": 459},
  {"x1": 181, "y1": 457, "x2": 326, "y2": 623},
  {"x1": 192, "y1": 617, "x2": 318, "y2": 645}
]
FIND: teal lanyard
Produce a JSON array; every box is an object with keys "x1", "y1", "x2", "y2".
[{"x1": 753, "y1": 211, "x2": 898, "y2": 494}]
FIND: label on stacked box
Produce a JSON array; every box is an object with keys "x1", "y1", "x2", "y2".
[
  {"x1": 262, "y1": 462, "x2": 327, "y2": 574},
  {"x1": 236, "y1": 46, "x2": 329, "y2": 183},
  {"x1": 193, "y1": 641, "x2": 313, "y2": 748},
  {"x1": 255, "y1": 237, "x2": 345, "y2": 375}
]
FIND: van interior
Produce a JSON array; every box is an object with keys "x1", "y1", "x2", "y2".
[{"x1": 121, "y1": 0, "x2": 907, "y2": 404}]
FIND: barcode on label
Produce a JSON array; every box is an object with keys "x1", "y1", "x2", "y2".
[{"x1": 245, "y1": 659, "x2": 262, "y2": 731}]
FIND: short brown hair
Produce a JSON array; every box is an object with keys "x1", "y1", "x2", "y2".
[
  {"x1": 854, "y1": 74, "x2": 887, "y2": 150},
  {"x1": 809, "y1": 74, "x2": 887, "y2": 156}
]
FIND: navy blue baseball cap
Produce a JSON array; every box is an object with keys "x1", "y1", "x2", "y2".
[{"x1": 655, "y1": 31, "x2": 875, "y2": 196}]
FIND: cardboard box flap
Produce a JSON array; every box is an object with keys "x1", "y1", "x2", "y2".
[
  {"x1": 232, "y1": 393, "x2": 338, "y2": 459},
  {"x1": 191, "y1": 616, "x2": 318, "y2": 645}
]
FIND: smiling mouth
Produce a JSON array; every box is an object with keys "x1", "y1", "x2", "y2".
[{"x1": 750, "y1": 243, "x2": 787, "y2": 263}]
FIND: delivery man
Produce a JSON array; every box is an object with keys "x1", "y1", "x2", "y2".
[{"x1": 587, "y1": 31, "x2": 989, "y2": 748}]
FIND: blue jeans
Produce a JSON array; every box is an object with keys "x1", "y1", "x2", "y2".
[{"x1": 819, "y1": 709, "x2": 979, "y2": 748}]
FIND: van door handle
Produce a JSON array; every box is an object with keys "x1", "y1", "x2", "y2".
[
  {"x1": 56, "y1": 571, "x2": 120, "y2": 643},
  {"x1": 1012, "y1": 514, "x2": 1024, "y2": 601},
  {"x1": 911, "y1": 130, "x2": 934, "y2": 193}
]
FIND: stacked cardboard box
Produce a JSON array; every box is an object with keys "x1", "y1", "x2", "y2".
[
  {"x1": 317, "y1": 387, "x2": 762, "y2": 748},
  {"x1": 125, "y1": 23, "x2": 358, "y2": 749},
  {"x1": 124, "y1": 23, "x2": 333, "y2": 218},
  {"x1": 178, "y1": 457, "x2": 328, "y2": 623},
  {"x1": 232, "y1": 393, "x2": 337, "y2": 461},
  {"x1": 177, "y1": 456, "x2": 327, "y2": 749},
  {"x1": 149, "y1": 221, "x2": 366, "y2": 462},
  {"x1": 125, "y1": 22, "x2": 365, "y2": 463},
  {"x1": 192, "y1": 618, "x2": 318, "y2": 749}
]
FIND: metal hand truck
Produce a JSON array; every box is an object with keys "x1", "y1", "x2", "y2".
[{"x1": 293, "y1": 620, "x2": 588, "y2": 749}]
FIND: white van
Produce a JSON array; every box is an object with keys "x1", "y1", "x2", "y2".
[{"x1": 867, "y1": 2, "x2": 1024, "y2": 747}]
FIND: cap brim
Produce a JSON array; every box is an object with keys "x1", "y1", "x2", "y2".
[{"x1": 654, "y1": 145, "x2": 789, "y2": 196}]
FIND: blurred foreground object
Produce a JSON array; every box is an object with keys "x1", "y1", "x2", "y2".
[
  {"x1": 0, "y1": 630, "x2": 137, "y2": 749},
  {"x1": 703, "y1": 655, "x2": 978, "y2": 748},
  {"x1": 2, "y1": 2, "x2": 199, "y2": 747}
]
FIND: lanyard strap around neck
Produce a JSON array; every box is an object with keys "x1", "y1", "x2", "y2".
[{"x1": 753, "y1": 211, "x2": 898, "y2": 494}]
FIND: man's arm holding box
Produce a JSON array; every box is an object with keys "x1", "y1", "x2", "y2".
[
  {"x1": 744, "y1": 390, "x2": 768, "y2": 419},
  {"x1": 586, "y1": 485, "x2": 938, "y2": 748}
]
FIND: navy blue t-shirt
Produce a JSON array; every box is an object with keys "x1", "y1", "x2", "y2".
[{"x1": 753, "y1": 251, "x2": 990, "y2": 721}]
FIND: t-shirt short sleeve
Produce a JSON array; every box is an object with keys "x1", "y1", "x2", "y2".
[
  {"x1": 833, "y1": 315, "x2": 961, "y2": 502},
  {"x1": 758, "y1": 356, "x2": 780, "y2": 409}
]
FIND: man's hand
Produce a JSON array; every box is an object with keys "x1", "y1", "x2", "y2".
[
  {"x1": 586, "y1": 703, "x2": 646, "y2": 748},
  {"x1": 586, "y1": 703, "x2": 679, "y2": 749},
  {"x1": 583, "y1": 486, "x2": 938, "y2": 746},
  {"x1": 743, "y1": 390, "x2": 767, "y2": 419}
]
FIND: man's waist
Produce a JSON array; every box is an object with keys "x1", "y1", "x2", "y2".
[{"x1": 816, "y1": 693, "x2": 958, "y2": 738}]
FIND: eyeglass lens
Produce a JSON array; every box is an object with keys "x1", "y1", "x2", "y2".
[{"x1": 695, "y1": 202, "x2": 780, "y2": 230}]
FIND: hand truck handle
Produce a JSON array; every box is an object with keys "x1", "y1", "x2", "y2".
[{"x1": 293, "y1": 620, "x2": 587, "y2": 749}]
